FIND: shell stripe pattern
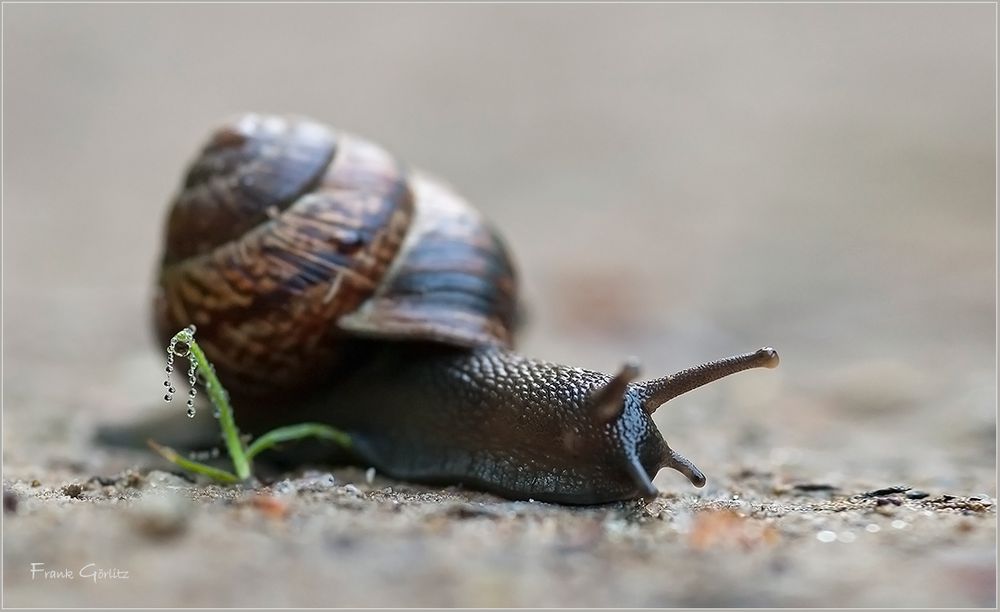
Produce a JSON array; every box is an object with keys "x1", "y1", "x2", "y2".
[{"x1": 338, "y1": 170, "x2": 518, "y2": 349}]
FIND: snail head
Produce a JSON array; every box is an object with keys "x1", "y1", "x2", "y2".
[{"x1": 586, "y1": 347, "x2": 780, "y2": 500}]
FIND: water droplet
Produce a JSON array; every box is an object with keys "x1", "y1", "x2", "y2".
[
  {"x1": 865, "y1": 524, "x2": 881, "y2": 533},
  {"x1": 891, "y1": 520, "x2": 908, "y2": 529},
  {"x1": 186, "y1": 408, "x2": 196, "y2": 418},
  {"x1": 837, "y1": 531, "x2": 856, "y2": 543},
  {"x1": 164, "y1": 394, "x2": 172, "y2": 402},
  {"x1": 165, "y1": 365, "x2": 173, "y2": 373}
]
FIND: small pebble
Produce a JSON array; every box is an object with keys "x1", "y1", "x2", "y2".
[
  {"x1": 250, "y1": 494, "x2": 289, "y2": 520},
  {"x1": 816, "y1": 530, "x2": 837, "y2": 543},
  {"x1": 861, "y1": 485, "x2": 910, "y2": 498},
  {"x1": 342, "y1": 484, "x2": 361, "y2": 496},
  {"x1": 905, "y1": 490, "x2": 930, "y2": 500},
  {"x1": 296, "y1": 472, "x2": 336, "y2": 491},
  {"x1": 30, "y1": 480, "x2": 41, "y2": 488},
  {"x1": 271, "y1": 479, "x2": 296, "y2": 496},
  {"x1": 62, "y1": 483, "x2": 84, "y2": 499},
  {"x1": 365, "y1": 467, "x2": 376, "y2": 484},
  {"x1": 145, "y1": 470, "x2": 194, "y2": 489},
  {"x1": 124, "y1": 471, "x2": 144, "y2": 488},
  {"x1": 129, "y1": 490, "x2": 190, "y2": 539},
  {"x1": 793, "y1": 483, "x2": 839, "y2": 492}
]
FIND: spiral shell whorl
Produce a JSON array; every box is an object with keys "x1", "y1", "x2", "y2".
[{"x1": 164, "y1": 115, "x2": 338, "y2": 263}]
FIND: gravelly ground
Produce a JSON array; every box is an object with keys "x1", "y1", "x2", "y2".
[
  {"x1": 3, "y1": 462, "x2": 994, "y2": 607},
  {"x1": 3, "y1": 3, "x2": 996, "y2": 608}
]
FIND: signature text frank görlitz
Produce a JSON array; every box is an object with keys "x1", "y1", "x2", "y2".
[{"x1": 30, "y1": 563, "x2": 129, "y2": 583}]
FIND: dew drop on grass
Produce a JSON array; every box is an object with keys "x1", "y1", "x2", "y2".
[{"x1": 163, "y1": 325, "x2": 199, "y2": 414}]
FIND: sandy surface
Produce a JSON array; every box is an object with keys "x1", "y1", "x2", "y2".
[{"x1": 3, "y1": 3, "x2": 996, "y2": 608}]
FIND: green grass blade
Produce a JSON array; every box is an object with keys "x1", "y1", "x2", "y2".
[
  {"x1": 147, "y1": 439, "x2": 241, "y2": 484},
  {"x1": 171, "y1": 327, "x2": 252, "y2": 481},
  {"x1": 246, "y1": 423, "x2": 352, "y2": 460}
]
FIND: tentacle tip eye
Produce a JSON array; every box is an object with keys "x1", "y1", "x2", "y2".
[{"x1": 757, "y1": 347, "x2": 779, "y2": 368}]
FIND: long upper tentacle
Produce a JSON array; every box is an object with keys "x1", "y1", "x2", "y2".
[{"x1": 635, "y1": 347, "x2": 779, "y2": 414}]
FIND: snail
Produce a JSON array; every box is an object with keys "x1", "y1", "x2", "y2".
[{"x1": 153, "y1": 113, "x2": 779, "y2": 505}]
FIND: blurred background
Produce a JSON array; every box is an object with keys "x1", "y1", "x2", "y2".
[{"x1": 3, "y1": 3, "x2": 995, "y2": 607}]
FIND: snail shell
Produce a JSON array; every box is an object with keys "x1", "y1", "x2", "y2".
[{"x1": 155, "y1": 114, "x2": 516, "y2": 395}]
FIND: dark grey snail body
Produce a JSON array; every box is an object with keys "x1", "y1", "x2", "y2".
[{"x1": 154, "y1": 114, "x2": 779, "y2": 505}]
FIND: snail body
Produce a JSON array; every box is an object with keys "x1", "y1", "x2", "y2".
[{"x1": 154, "y1": 114, "x2": 778, "y2": 504}]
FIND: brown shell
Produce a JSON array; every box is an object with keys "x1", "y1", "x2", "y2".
[{"x1": 154, "y1": 114, "x2": 518, "y2": 395}]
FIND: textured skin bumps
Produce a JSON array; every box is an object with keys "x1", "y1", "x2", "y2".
[{"x1": 293, "y1": 344, "x2": 674, "y2": 504}]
